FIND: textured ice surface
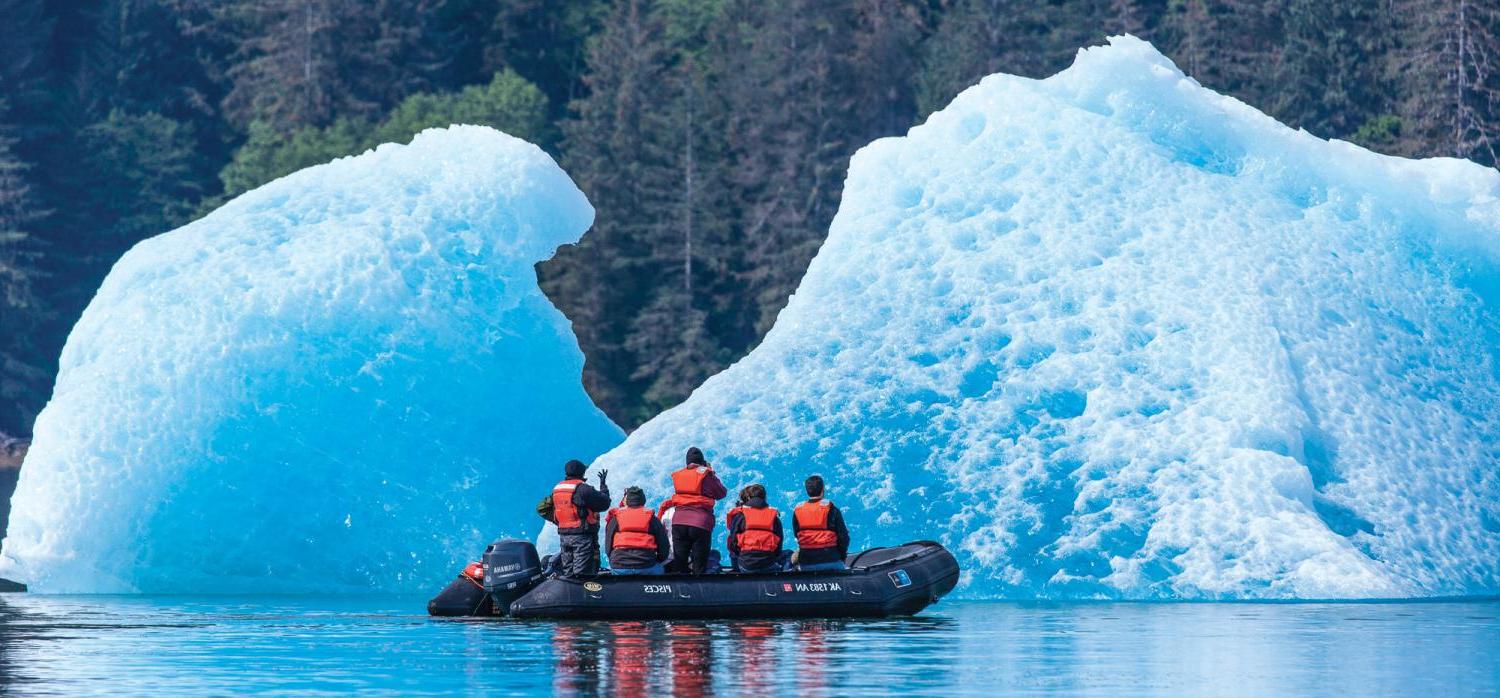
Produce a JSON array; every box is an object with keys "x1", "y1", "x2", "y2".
[
  {"x1": 597, "y1": 37, "x2": 1500, "y2": 599},
  {"x1": 1, "y1": 126, "x2": 622, "y2": 593}
]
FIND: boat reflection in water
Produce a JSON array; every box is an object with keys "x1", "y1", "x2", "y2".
[{"x1": 547, "y1": 617, "x2": 943, "y2": 696}]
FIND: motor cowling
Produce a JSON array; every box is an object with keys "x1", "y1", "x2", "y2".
[{"x1": 482, "y1": 539, "x2": 544, "y2": 615}]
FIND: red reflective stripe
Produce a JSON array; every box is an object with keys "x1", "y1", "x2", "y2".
[
  {"x1": 610, "y1": 507, "x2": 659, "y2": 551},
  {"x1": 553, "y1": 479, "x2": 597, "y2": 528},
  {"x1": 795, "y1": 499, "x2": 838, "y2": 549},
  {"x1": 736, "y1": 507, "x2": 781, "y2": 553}
]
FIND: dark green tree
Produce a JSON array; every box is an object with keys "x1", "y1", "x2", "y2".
[
  {"x1": 0, "y1": 109, "x2": 50, "y2": 434},
  {"x1": 79, "y1": 110, "x2": 204, "y2": 263},
  {"x1": 550, "y1": 0, "x2": 678, "y2": 423},
  {"x1": 1272, "y1": 0, "x2": 1395, "y2": 142},
  {"x1": 1391, "y1": 0, "x2": 1500, "y2": 164}
]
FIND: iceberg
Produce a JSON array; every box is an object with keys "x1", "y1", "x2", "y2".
[
  {"x1": 1, "y1": 126, "x2": 623, "y2": 593},
  {"x1": 595, "y1": 37, "x2": 1500, "y2": 599}
]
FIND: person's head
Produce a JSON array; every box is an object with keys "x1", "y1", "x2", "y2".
[
  {"x1": 805, "y1": 474, "x2": 825, "y2": 498},
  {"x1": 623, "y1": 486, "x2": 645, "y2": 507},
  {"x1": 685, "y1": 447, "x2": 706, "y2": 466},
  {"x1": 744, "y1": 483, "x2": 767, "y2": 505},
  {"x1": 564, "y1": 459, "x2": 587, "y2": 479},
  {"x1": 737, "y1": 485, "x2": 757, "y2": 506}
]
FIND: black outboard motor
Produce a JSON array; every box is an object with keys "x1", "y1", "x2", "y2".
[{"x1": 481, "y1": 539, "x2": 544, "y2": 616}]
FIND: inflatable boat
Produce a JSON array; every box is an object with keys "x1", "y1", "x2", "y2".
[{"x1": 429, "y1": 540, "x2": 959, "y2": 620}]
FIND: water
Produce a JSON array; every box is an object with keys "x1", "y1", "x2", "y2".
[{"x1": 1, "y1": 594, "x2": 1497, "y2": 696}]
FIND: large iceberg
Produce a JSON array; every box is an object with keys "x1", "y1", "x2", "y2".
[
  {"x1": 1, "y1": 126, "x2": 622, "y2": 593},
  {"x1": 596, "y1": 37, "x2": 1500, "y2": 599}
]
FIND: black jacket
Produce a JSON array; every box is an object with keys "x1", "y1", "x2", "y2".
[
  {"x1": 727, "y1": 497, "x2": 784, "y2": 571},
  {"x1": 604, "y1": 507, "x2": 671, "y2": 569},
  {"x1": 541, "y1": 480, "x2": 612, "y2": 535},
  {"x1": 791, "y1": 498, "x2": 851, "y2": 565}
]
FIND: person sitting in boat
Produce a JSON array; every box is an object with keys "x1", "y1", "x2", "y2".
[
  {"x1": 660, "y1": 447, "x2": 728, "y2": 574},
  {"x1": 726, "y1": 484, "x2": 785, "y2": 573},
  {"x1": 722, "y1": 485, "x2": 757, "y2": 571},
  {"x1": 536, "y1": 459, "x2": 611, "y2": 577},
  {"x1": 604, "y1": 486, "x2": 671, "y2": 575},
  {"x1": 793, "y1": 474, "x2": 851, "y2": 571}
]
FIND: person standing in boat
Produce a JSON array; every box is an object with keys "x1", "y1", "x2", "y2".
[
  {"x1": 663, "y1": 447, "x2": 728, "y2": 574},
  {"x1": 792, "y1": 474, "x2": 850, "y2": 571},
  {"x1": 537, "y1": 459, "x2": 611, "y2": 577},
  {"x1": 726, "y1": 484, "x2": 785, "y2": 572},
  {"x1": 604, "y1": 486, "x2": 670, "y2": 575}
]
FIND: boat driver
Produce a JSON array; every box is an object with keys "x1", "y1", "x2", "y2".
[{"x1": 537, "y1": 459, "x2": 611, "y2": 577}]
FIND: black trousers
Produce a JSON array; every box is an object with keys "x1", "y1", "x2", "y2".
[
  {"x1": 668, "y1": 525, "x2": 713, "y2": 574},
  {"x1": 557, "y1": 531, "x2": 600, "y2": 578}
]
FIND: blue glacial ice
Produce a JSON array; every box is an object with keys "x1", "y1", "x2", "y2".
[
  {"x1": 0, "y1": 126, "x2": 623, "y2": 593},
  {"x1": 595, "y1": 37, "x2": 1500, "y2": 599}
]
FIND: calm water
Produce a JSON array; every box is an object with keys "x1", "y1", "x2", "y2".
[{"x1": 1, "y1": 594, "x2": 1497, "y2": 696}]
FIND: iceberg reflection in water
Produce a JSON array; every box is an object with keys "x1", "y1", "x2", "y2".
[{"x1": 0, "y1": 595, "x2": 1496, "y2": 694}]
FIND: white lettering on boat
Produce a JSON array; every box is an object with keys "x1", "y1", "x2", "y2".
[
  {"x1": 643, "y1": 584, "x2": 673, "y2": 594},
  {"x1": 792, "y1": 582, "x2": 843, "y2": 593}
]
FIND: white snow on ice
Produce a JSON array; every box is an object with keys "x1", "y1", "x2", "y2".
[{"x1": 595, "y1": 37, "x2": 1500, "y2": 599}]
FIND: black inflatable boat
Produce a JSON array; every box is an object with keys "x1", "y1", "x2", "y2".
[{"x1": 429, "y1": 540, "x2": 959, "y2": 620}]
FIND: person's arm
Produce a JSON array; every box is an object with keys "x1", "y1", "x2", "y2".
[
  {"x1": 650, "y1": 517, "x2": 671, "y2": 563},
  {"x1": 772, "y1": 516, "x2": 785, "y2": 552},
  {"x1": 701, "y1": 471, "x2": 729, "y2": 501},
  {"x1": 830, "y1": 505, "x2": 850, "y2": 557},
  {"x1": 604, "y1": 515, "x2": 617, "y2": 556},
  {"x1": 536, "y1": 494, "x2": 555, "y2": 523},
  {"x1": 578, "y1": 483, "x2": 611, "y2": 513},
  {"x1": 657, "y1": 495, "x2": 678, "y2": 518},
  {"x1": 726, "y1": 512, "x2": 743, "y2": 555}
]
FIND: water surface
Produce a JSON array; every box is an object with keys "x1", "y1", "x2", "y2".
[{"x1": 1, "y1": 594, "x2": 1496, "y2": 695}]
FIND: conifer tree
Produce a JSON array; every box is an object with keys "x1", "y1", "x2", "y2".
[
  {"x1": 0, "y1": 109, "x2": 49, "y2": 434},
  {"x1": 1392, "y1": 0, "x2": 1500, "y2": 164},
  {"x1": 1273, "y1": 0, "x2": 1394, "y2": 141},
  {"x1": 551, "y1": 0, "x2": 678, "y2": 422}
]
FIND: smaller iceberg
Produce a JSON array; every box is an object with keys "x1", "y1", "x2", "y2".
[{"x1": 1, "y1": 126, "x2": 623, "y2": 593}]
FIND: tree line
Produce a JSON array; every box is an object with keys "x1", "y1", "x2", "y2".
[{"x1": 1, "y1": 0, "x2": 1497, "y2": 437}]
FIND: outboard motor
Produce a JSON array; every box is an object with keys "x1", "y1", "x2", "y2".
[{"x1": 481, "y1": 539, "x2": 544, "y2": 616}]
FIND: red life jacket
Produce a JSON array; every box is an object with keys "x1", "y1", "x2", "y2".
[
  {"x1": 735, "y1": 506, "x2": 781, "y2": 553},
  {"x1": 724, "y1": 505, "x2": 744, "y2": 531},
  {"x1": 552, "y1": 479, "x2": 598, "y2": 529},
  {"x1": 671, "y1": 466, "x2": 718, "y2": 510},
  {"x1": 608, "y1": 506, "x2": 659, "y2": 551},
  {"x1": 794, "y1": 498, "x2": 838, "y2": 550}
]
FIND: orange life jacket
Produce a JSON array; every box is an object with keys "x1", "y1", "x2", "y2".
[
  {"x1": 608, "y1": 506, "x2": 659, "y2": 551},
  {"x1": 735, "y1": 506, "x2": 781, "y2": 553},
  {"x1": 671, "y1": 466, "x2": 718, "y2": 510},
  {"x1": 724, "y1": 505, "x2": 744, "y2": 531},
  {"x1": 552, "y1": 478, "x2": 598, "y2": 529},
  {"x1": 794, "y1": 498, "x2": 839, "y2": 550}
]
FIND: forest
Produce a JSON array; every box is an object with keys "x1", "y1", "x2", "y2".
[{"x1": 1, "y1": 0, "x2": 1497, "y2": 439}]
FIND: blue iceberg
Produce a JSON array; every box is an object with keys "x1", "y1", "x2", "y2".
[
  {"x1": 595, "y1": 37, "x2": 1500, "y2": 599},
  {"x1": 1, "y1": 126, "x2": 623, "y2": 593}
]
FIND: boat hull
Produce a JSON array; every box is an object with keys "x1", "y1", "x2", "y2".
[{"x1": 508, "y1": 541, "x2": 958, "y2": 620}]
